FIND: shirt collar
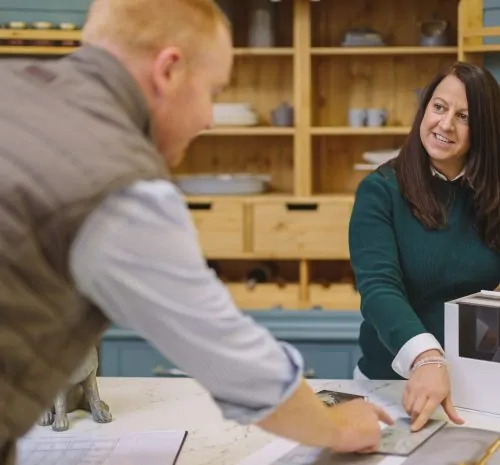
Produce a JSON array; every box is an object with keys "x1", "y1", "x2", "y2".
[
  {"x1": 66, "y1": 45, "x2": 151, "y2": 138},
  {"x1": 431, "y1": 165, "x2": 465, "y2": 182}
]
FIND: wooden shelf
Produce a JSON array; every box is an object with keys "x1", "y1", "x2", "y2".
[
  {"x1": 462, "y1": 25, "x2": 500, "y2": 39},
  {"x1": 0, "y1": 46, "x2": 294, "y2": 57},
  {"x1": 311, "y1": 46, "x2": 458, "y2": 56},
  {"x1": 201, "y1": 127, "x2": 295, "y2": 136},
  {"x1": 0, "y1": 46, "x2": 77, "y2": 55},
  {"x1": 0, "y1": 29, "x2": 80, "y2": 40},
  {"x1": 184, "y1": 193, "x2": 354, "y2": 203},
  {"x1": 459, "y1": 2, "x2": 497, "y2": 61},
  {"x1": 205, "y1": 252, "x2": 350, "y2": 260},
  {"x1": 463, "y1": 44, "x2": 500, "y2": 53},
  {"x1": 311, "y1": 127, "x2": 411, "y2": 136},
  {"x1": 233, "y1": 47, "x2": 294, "y2": 56}
]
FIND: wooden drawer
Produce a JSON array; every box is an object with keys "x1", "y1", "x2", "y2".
[
  {"x1": 187, "y1": 198, "x2": 246, "y2": 256},
  {"x1": 252, "y1": 197, "x2": 353, "y2": 258},
  {"x1": 227, "y1": 283, "x2": 300, "y2": 310},
  {"x1": 309, "y1": 284, "x2": 360, "y2": 311}
]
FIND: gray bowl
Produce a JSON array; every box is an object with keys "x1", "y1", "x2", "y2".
[{"x1": 174, "y1": 173, "x2": 271, "y2": 195}]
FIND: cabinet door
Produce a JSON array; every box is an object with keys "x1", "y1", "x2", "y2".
[
  {"x1": 291, "y1": 342, "x2": 359, "y2": 379},
  {"x1": 100, "y1": 340, "x2": 187, "y2": 378},
  {"x1": 100, "y1": 338, "x2": 361, "y2": 380},
  {"x1": 0, "y1": 0, "x2": 90, "y2": 9}
]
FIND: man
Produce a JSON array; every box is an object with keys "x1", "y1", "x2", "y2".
[{"x1": 0, "y1": 0, "x2": 392, "y2": 462}]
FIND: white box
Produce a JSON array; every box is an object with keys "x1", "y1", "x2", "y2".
[{"x1": 445, "y1": 290, "x2": 500, "y2": 416}]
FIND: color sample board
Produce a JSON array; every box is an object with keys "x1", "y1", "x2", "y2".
[
  {"x1": 316, "y1": 389, "x2": 366, "y2": 407},
  {"x1": 376, "y1": 418, "x2": 447, "y2": 456}
]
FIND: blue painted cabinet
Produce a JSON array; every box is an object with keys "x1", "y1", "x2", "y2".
[
  {"x1": 99, "y1": 310, "x2": 363, "y2": 380},
  {"x1": 0, "y1": 0, "x2": 90, "y2": 24}
]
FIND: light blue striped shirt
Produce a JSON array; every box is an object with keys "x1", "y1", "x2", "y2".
[{"x1": 69, "y1": 179, "x2": 303, "y2": 424}]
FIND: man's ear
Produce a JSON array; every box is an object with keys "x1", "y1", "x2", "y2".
[{"x1": 151, "y1": 46, "x2": 182, "y2": 96}]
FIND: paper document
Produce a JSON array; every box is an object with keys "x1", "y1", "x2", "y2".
[{"x1": 17, "y1": 430, "x2": 188, "y2": 465}]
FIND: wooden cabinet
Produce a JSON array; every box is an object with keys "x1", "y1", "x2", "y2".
[
  {"x1": 252, "y1": 197, "x2": 352, "y2": 259},
  {"x1": 176, "y1": 0, "x2": 461, "y2": 311},
  {"x1": 187, "y1": 197, "x2": 247, "y2": 256},
  {"x1": 458, "y1": 0, "x2": 500, "y2": 63},
  {"x1": 309, "y1": 283, "x2": 361, "y2": 311},
  {"x1": 227, "y1": 283, "x2": 301, "y2": 309},
  {"x1": 0, "y1": 0, "x2": 485, "y2": 311}
]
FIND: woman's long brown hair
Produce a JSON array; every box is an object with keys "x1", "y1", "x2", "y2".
[{"x1": 390, "y1": 61, "x2": 500, "y2": 251}]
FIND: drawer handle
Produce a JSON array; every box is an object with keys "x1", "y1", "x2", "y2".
[
  {"x1": 152, "y1": 365, "x2": 188, "y2": 377},
  {"x1": 188, "y1": 202, "x2": 212, "y2": 211},
  {"x1": 304, "y1": 368, "x2": 317, "y2": 379},
  {"x1": 286, "y1": 203, "x2": 318, "y2": 211}
]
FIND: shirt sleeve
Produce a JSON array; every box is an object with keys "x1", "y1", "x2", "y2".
[
  {"x1": 392, "y1": 334, "x2": 443, "y2": 379},
  {"x1": 348, "y1": 175, "x2": 443, "y2": 378},
  {"x1": 68, "y1": 179, "x2": 303, "y2": 424}
]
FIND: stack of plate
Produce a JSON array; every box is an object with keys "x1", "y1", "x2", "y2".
[
  {"x1": 213, "y1": 103, "x2": 258, "y2": 126},
  {"x1": 175, "y1": 173, "x2": 271, "y2": 195},
  {"x1": 354, "y1": 148, "x2": 400, "y2": 171}
]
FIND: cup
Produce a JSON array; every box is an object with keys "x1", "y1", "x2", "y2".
[
  {"x1": 348, "y1": 108, "x2": 367, "y2": 127},
  {"x1": 367, "y1": 108, "x2": 388, "y2": 127},
  {"x1": 271, "y1": 103, "x2": 294, "y2": 127}
]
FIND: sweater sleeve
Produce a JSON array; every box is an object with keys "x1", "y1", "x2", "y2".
[{"x1": 348, "y1": 173, "x2": 429, "y2": 357}]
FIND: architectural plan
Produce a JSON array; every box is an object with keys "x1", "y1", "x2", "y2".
[{"x1": 17, "y1": 430, "x2": 188, "y2": 465}]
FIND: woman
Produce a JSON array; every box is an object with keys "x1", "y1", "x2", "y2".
[{"x1": 349, "y1": 61, "x2": 500, "y2": 432}]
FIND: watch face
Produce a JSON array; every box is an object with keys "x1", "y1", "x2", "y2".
[{"x1": 316, "y1": 389, "x2": 365, "y2": 406}]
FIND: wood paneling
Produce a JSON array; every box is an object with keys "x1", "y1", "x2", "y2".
[
  {"x1": 312, "y1": 135, "x2": 407, "y2": 194},
  {"x1": 312, "y1": 55, "x2": 456, "y2": 127},
  {"x1": 310, "y1": 0, "x2": 458, "y2": 47}
]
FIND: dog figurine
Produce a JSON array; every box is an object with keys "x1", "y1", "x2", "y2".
[{"x1": 38, "y1": 346, "x2": 112, "y2": 432}]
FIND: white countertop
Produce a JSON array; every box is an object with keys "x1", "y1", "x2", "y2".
[{"x1": 26, "y1": 377, "x2": 500, "y2": 465}]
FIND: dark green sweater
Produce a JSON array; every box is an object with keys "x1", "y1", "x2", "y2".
[{"x1": 349, "y1": 165, "x2": 500, "y2": 380}]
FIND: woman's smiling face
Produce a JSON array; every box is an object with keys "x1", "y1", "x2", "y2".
[{"x1": 419, "y1": 74, "x2": 470, "y2": 179}]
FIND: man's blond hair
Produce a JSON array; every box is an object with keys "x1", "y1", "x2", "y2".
[{"x1": 82, "y1": 0, "x2": 230, "y2": 58}]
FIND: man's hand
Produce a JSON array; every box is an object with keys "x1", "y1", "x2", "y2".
[
  {"x1": 328, "y1": 399, "x2": 394, "y2": 453},
  {"x1": 403, "y1": 350, "x2": 464, "y2": 432},
  {"x1": 256, "y1": 379, "x2": 392, "y2": 453}
]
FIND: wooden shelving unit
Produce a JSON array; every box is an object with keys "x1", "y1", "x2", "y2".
[
  {"x1": 0, "y1": 0, "x2": 469, "y2": 311},
  {"x1": 311, "y1": 46, "x2": 458, "y2": 56},
  {"x1": 201, "y1": 127, "x2": 295, "y2": 136},
  {"x1": 458, "y1": 0, "x2": 500, "y2": 64}
]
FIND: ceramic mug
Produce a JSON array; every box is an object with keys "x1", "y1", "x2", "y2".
[
  {"x1": 348, "y1": 108, "x2": 367, "y2": 127},
  {"x1": 271, "y1": 103, "x2": 294, "y2": 127},
  {"x1": 367, "y1": 108, "x2": 388, "y2": 127}
]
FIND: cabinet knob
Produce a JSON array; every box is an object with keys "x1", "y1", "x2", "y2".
[
  {"x1": 304, "y1": 368, "x2": 317, "y2": 378},
  {"x1": 152, "y1": 365, "x2": 188, "y2": 377}
]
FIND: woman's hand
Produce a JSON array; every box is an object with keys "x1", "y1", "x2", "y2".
[{"x1": 402, "y1": 350, "x2": 464, "y2": 432}]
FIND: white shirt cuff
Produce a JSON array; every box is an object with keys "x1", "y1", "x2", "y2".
[{"x1": 391, "y1": 333, "x2": 444, "y2": 379}]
